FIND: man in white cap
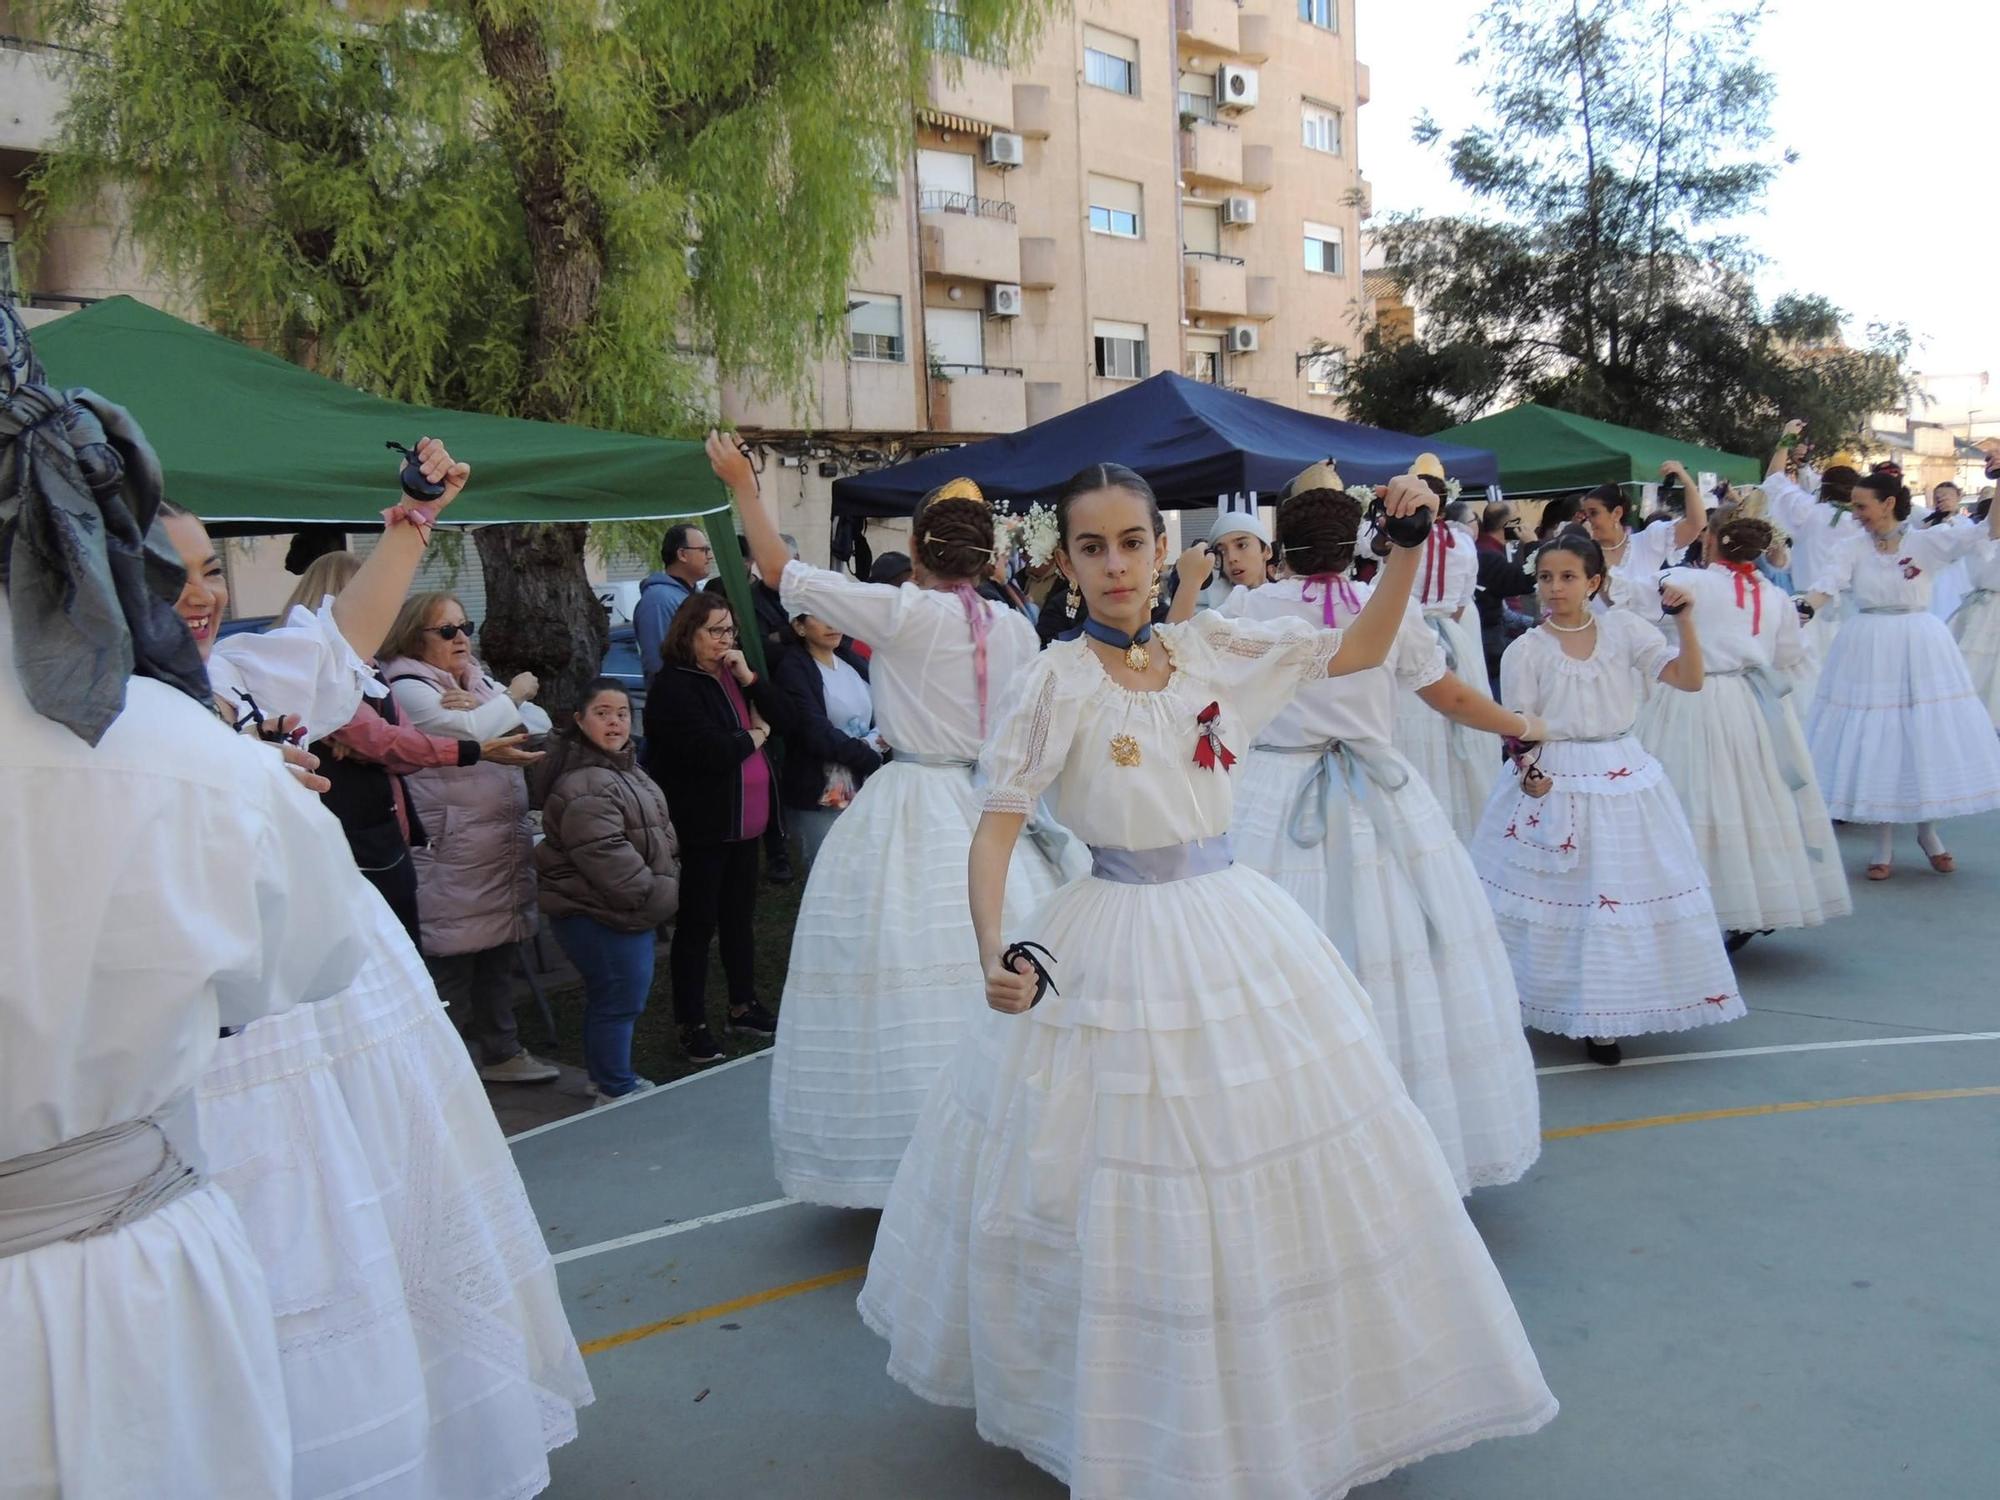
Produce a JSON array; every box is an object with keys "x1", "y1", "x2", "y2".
[{"x1": 1203, "y1": 507, "x2": 1275, "y2": 606}]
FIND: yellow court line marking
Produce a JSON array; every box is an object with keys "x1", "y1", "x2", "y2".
[
  {"x1": 580, "y1": 1085, "x2": 2000, "y2": 1358},
  {"x1": 1542, "y1": 1085, "x2": 2000, "y2": 1140},
  {"x1": 579, "y1": 1265, "x2": 866, "y2": 1357}
]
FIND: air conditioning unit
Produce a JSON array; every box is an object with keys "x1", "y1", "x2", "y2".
[
  {"x1": 1227, "y1": 324, "x2": 1260, "y2": 354},
  {"x1": 1221, "y1": 195, "x2": 1257, "y2": 227},
  {"x1": 984, "y1": 131, "x2": 1026, "y2": 169},
  {"x1": 1215, "y1": 65, "x2": 1260, "y2": 111},
  {"x1": 987, "y1": 282, "x2": 1024, "y2": 318}
]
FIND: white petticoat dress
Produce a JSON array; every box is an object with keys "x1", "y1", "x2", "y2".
[
  {"x1": 1635, "y1": 567, "x2": 1850, "y2": 933},
  {"x1": 1947, "y1": 537, "x2": 2000, "y2": 732},
  {"x1": 1390, "y1": 524, "x2": 1499, "y2": 840},
  {"x1": 769, "y1": 563, "x2": 1086, "y2": 1209},
  {"x1": 1766, "y1": 469, "x2": 1862, "y2": 720},
  {"x1": 1803, "y1": 524, "x2": 2000, "y2": 824},
  {"x1": 1476, "y1": 611, "x2": 1744, "y2": 1038},
  {"x1": 1226, "y1": 579, "x2": 1541, "y2": 1194},
  {"x1": 202, "y1": 606, "x2": 591, "y2": 1500},
  {"x1": 860, "y1": 615, "x2": 1557, "y2": 1500}
]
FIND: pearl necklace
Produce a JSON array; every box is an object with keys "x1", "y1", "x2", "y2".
[{"x1": 1544, "y1": 615, "x2": 1596, "y2": 633}]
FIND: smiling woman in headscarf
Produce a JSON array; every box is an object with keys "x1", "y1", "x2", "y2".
[
  {"x1": 703, "y1": 431, "x2": 1087, "y2": 1209},
  {"x1": 0, "y1": 298, "x2": 379, "y2": 1498}
]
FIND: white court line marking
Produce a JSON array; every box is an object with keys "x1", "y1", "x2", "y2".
[
  {"x1": 553, "y1": 1197, "x2": 799, "y2": 1265},
  {"x1": 506, "y1": 1050, "x2": 772, "y2": 1144},
  {"x1": 1536, "y1": 1031, "x2": 2000, "y2": 1077}
]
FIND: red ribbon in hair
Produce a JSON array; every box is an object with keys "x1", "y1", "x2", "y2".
[
  {"x1": 1193, "y1": 701, "x2": 1236, "y2": 772},
  {"x1": 1720, "y1": 559, "x2": 1762, "y2": 634},
  {"x1": 1423, "y1": 523, "x2": 1456, "y2": 604}
]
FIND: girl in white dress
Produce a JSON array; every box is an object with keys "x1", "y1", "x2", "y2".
[
  {"x1": 1920, "y1": 483, "x2": 1974, "y2": 621},
  {"x1": 159, "y1": 455, "x2": 592, "y2": 1500},
  {"x1": 1800, "y1": 470, "x2": 2000, "y2": 879},
  {"x1": 1580, "y1": 463, "x2": 1710, "y2": 616},
  {"x1": 1636, "y1": 515, "x2": 1851, "y2": 947},
  {"x1": 707, "y1": 434, "x2": 1083, "y2": 1210},
  {"x1": 1474, "y1": 532, "x2": 1743, "y2": 1066},
  {"x1": 1390, "y1": 481, "x2": 1499, "y2": 840},
  {"x1": 1226, "y1": 472, "x2": 1544, "y2": 1193},
  {"x1": 1762, "y1": 427, "x2": 1865, "y2": 707},
  {"x1": 1947, "y1": 507, "x2": 2000, "y2": 730},
  {"x1": 861, "y1": 465, "x2": 1556, "y2": 1500}
]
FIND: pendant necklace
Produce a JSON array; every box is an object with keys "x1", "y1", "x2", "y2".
[{"x1": 1080, "y1": 615, "x2": 1155, "y2": 672}]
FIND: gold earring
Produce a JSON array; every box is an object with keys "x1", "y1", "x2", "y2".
[
  {"x1": 1147, "y1": 573, "x2": 1161, "y2": 610},
  {"x1": 1065, "y1": 577, "x2": 1082, "y2": 614}
]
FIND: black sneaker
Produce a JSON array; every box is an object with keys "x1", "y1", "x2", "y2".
[
  {"x1": 1584, "y1": 1038, "x2": 1624, "y2": 1067},
  {"x1": 765, "y1": 853, "x2": 796, "y2": 886},
  {"x1": 729, "y1": 1001, "x2": 779, "y2": 1036},
  {"x1": 681, "y1": 1025, "x2": 726, "y2": 1065}
]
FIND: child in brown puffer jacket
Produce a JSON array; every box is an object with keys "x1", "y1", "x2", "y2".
[{"x1": 536, "y1": 678, "x2": 680, "y2": 1102}]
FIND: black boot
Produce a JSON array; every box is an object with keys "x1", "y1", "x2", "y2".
[{"x1": 1585, "y1": 1037, "x2": 1623, "y2": 1067}]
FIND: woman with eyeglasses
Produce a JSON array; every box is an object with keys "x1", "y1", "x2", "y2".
[
  {"x1": 642, "y1": 592, "x2": 789, "y2": 1064},
  {"x1": 378, "y1": 593, "x2": 557, "y2": 1084}
]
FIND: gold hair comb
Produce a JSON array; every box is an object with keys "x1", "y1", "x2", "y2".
[{"x1": 921, "y1": 476, "x2": 988, "y2": 510}]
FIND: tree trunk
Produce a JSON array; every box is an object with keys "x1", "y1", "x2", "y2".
[
  {"x1": 473, "y1": 522, "x2": 608, "y2": 721},
  {"x1": 470, "y1": 7, "x2": 611, "y2": 717}
]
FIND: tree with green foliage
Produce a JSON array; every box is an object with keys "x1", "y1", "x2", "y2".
[
  {"x1": 1348, "y1": 0, "x2": 1908, "y2": 456},
  {"x1": 32, "y1": 0, "x2": 1051, "y2": 708}
]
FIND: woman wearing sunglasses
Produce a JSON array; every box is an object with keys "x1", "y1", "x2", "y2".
[{"x1": 379, "y1": 594, "x2": 557, "y2": 1084}]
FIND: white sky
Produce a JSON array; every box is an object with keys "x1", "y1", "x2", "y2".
[{"x1": 1357, "y1": 0, "x2": 1998, "y2": 382}]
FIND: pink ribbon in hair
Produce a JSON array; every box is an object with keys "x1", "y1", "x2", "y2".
[
  {"x1": 948, "y1": 584, "x2": 993, "y2": 734},
  {"x1": 1302, "y1": 574, "x2": 1360, "y2": 625}
]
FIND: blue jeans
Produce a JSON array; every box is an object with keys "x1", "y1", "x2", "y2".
[{"x1": 549, "y1": 914, "x2": 655, "y2": 1097}]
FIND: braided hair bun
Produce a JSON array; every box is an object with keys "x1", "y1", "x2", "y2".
[
  {"x1": 912, "y1": 480, "x2": 996, "y2": 582},
  {"x1": 1713, "y1": 514, "x2": 1776, "y2": 564},
  {"x1": 1276, "y1": 486, "x2": 1364, "y2": 577}
]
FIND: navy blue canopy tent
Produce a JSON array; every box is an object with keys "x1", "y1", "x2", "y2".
[{"x1": 830, "y1": 371, "x2": 1498, "y2": 516}]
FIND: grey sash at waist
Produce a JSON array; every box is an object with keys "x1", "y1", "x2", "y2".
[
  {"x1": 1254, "y1": 740, "x2": 1413, "y2": 960},
  {"x1": 1088, "y1": 835, "x2": 1234, "y2": 885},
  {"x1": 898, "y1": 751, "x2": 1076, "y2": 870},
  {"x1": 0, "y1": 1092, "x2": 206, "y2": 1260},
  {"x1": 1949, "y1": 588, "x2": 1995, "y2": 627},
  {"x1": 1706, "y1": 666, "x2": 1810, "y2": 793},
  {"x1": 1422, "y1": 611, "x2": 1459, "y2": 672},
  {"x1": 1859, "y1": 604, "x2": 1918, "y2": 615},
  {"x1": 1557, "y1": 725, "x2": 1638, "y2": 744}
]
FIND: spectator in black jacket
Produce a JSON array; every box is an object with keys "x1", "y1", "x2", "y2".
[
  {"x1": 772, "y1": 614, "x2": 885, "y2": 870},
  {"x1": 705, "y1": 531, "x2": 796, "y2": 883},
  {"x1": 641, "y1": 592, "x2": 791, "y2": 1064}
]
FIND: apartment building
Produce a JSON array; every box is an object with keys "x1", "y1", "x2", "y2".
[{"x1": 725, "y1": 0, "x2": 1375, "y2": 559}]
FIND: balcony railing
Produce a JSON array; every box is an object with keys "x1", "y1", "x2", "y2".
[
  {"x1": 934, "y1": 362, "x2": 1024, "y2": 377},
  {"x1": 1177, "y1": 91, "x2": 1217, "y2": 124},
  {"x1": 918, "y1": 189, "x2": 1017, "y2": 224},
  {"x1": 1183, "y1": 249, "x2": 1246, "y2": 266}
]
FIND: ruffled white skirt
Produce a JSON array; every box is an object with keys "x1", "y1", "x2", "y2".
[
  {"x1": 1637, "y1": 674, "x2": 1851, "y2": 932},
  {"x1": 1804, "y1": 610, "x2": 2000, "y2": 823},
  {"x1": 769, "y1": 759, "x2": 1084, "y2": 1209},
  {"x1": 1233, "y1": 744, "x2": 1541, "y2": 1193},
  {"x1": 859, "y1": 861, "x2": 1557, "y2": 1500},
  {"x1": 2, "y1": 1185, "x2": 294, "y2": 1499},
  {"x1": 1949, "y1": 588, "x2": 2000, "y2": 731},
  {"x1": 1391, "y1": 612, "x2": 1500, "y2": 841},
  {"x1": 317, "y1": 905, "x2": 594, "y2": 1500},
  {"x1": 1472, "y1": 737, "x2": 1745, "y2": 1038},
  {"x1": 199, "y1": 1003, "x2": 433, "y2": 1500}
]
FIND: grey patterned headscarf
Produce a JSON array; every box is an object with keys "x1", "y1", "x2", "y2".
[{"x1": 0, "y1": 300, "x2": 210, "y2": 743}]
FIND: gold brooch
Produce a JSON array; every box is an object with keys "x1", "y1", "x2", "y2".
[
  {"x1": 1124, "y1": 641, "x2": 1150, "y2": 671},
  {"x1": 1109, "y1": 733, "x2": 1142, "y2": 767}
]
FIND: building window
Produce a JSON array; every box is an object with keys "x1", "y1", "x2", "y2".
[
  {"x1": 1302, "y1": 100, "x2": 1343, "y2": 155},
  {"x1": 1304, "y1": 220, "x2": 1345, "y2": 276},
  {"x1": 1303, "y1": 349, "x2": 1347, "y2": 397},
  {"x1": 1178, "y1": 70, "x2": 1217, "y2": 123},
  {"x1": 927, "y1": 3, "x2": 970, "y2": 56},
  {"x1": 1299, "y1": 0, "x2": 1338, "y2": 31},
  {"x1": 1183, "y1": 202, "x2": 1222, "y2": 258},
  {"x1": 1186, "y1": 333, "x2": 1225, "y2": 385},
  {"x1": 848, "y1": 293, "x2": 905, "y2": 363},
  {"x1": 926, "y1": 306, "x2": 985, "y2": 371},
  {"x1": 1083, "y1": 26, "x2": 1138, "y2": 96},
  {"x1": 1094, "y1": 320, "x2": 1149, "y2": 381},
  {"x1": 1088, "y1": 175, "x2": 1143, "y2": 239}
]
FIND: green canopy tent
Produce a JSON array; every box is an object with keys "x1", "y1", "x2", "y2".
[
  {"x1": 1432, "y1": 403, "x2": 1763, "y2": 497},
  {"x1": 30, "y1": 297, "x2": 766, "y2": 664}
]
